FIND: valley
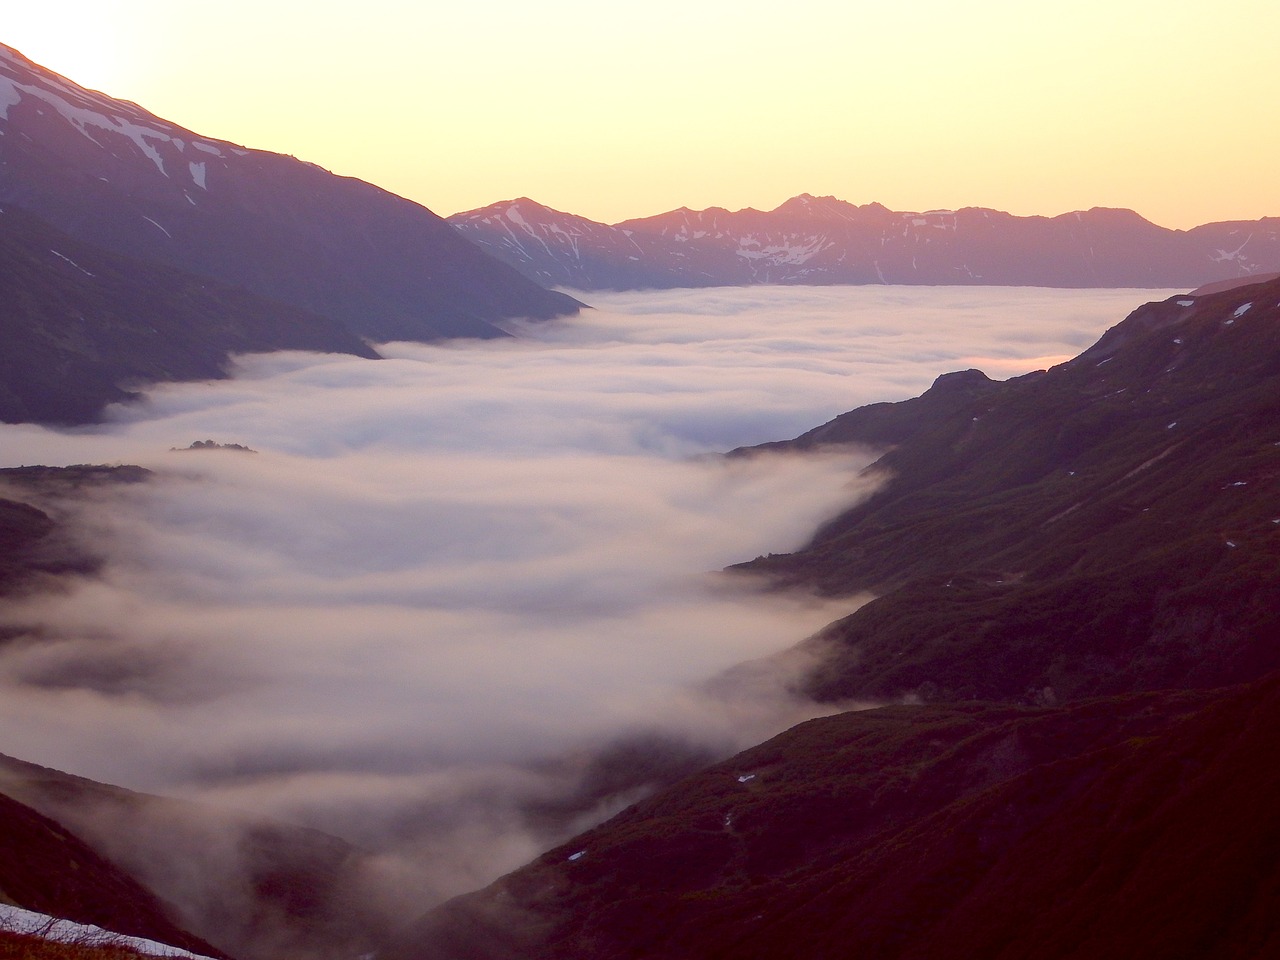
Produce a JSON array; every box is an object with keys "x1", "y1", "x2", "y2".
[
  {"x1": 0, "y1": 285, "x2": 1189, "y2": 959},
  {"x1": 3, "y1": 28, "x2": 1278, "y2": 960}
]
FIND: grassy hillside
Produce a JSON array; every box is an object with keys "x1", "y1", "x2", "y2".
[
  {"x1": 386, "y1": 675, "x2": 1280, "y2": 959},
  {"x1": 734, "y1": 276, "x2": 1280, "y2": 703},
  {"x1": 0, "y1": 790, "x2": 223, "y2": 958}
]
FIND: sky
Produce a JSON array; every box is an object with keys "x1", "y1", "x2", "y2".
[
  {"x1": 4, "y1": 0, "x2": 1278, "y2": 228},
  {"x1": 0, "y1": 285, "x2": 1171, "y2": 926}
]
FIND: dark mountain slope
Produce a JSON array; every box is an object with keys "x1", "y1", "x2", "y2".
[
  {"x1": 0, "y1": 43, "x2": 580, "y2": 346},
  {"x1": 450, "y1": 194, "x2": 1280, "y2": 290},
  {"x1": 384, "y1": 279, "x2": 1280, "y2": 960},
  {"x1": 0, "y1": 787, "x2": 225, "y2": 958},
  {"x1": 386, "y1": 675, "x2": 1280, "y2": 960},
  {"x1": 0, "y1": 751, "x2": 396, "y2": 960},
  {"x1": 732, "y1": 276, "x2": 1280, "y2": 703},
  {"x1": 0, "y1": 204, "x2": 377, "y2": 423}
]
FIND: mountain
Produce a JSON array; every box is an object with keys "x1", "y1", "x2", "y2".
[
  {"x1": 448, "y1": 194, "x2": 1280, "y2": 290},
  {"x1": 0, "y1": 203, "x2": 376, "y2": 423},
  {"x1": 732, "y1": 275, "x2": 1280, "y2": 704},
  {"x1": 0, "y1": 782, "x2": 225, "y2": 958},
  {"x1": 385, "y1": 278, "x2": 1280, "y2": 958},
  {"x1": 0, "y1": 745, "x2": 400, "y2": 960},
  {"x1": 0, "y1": 43, "x2": 580, "y2": 351},
  {"x1": 387, "y1": 678, "x2": 1280, "y2": 960}
]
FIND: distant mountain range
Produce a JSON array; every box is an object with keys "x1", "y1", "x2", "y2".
[
  {"x1": 449, "y1": 195, "x2": 1280, "y2": 290},
  {"x1": 0, "y1": 43, "x2": 579, "y2": 423}
]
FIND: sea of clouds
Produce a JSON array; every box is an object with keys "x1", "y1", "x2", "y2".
[{"x1": 0, "y1": 285, "x2": 1173, "y2": 922}]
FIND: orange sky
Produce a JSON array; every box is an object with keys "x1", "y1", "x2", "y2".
[{"x1": 6, "y1": 1, "x2": 1279, "y2": 229}]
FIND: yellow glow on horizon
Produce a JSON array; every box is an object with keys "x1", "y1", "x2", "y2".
[{"x1": 4, "y1": 1, "x2": 1278, "y2": 230}]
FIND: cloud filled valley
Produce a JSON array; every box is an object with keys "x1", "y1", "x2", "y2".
[{"x1": 0, "y1": 285, "x2": 1172, "y2": 921}]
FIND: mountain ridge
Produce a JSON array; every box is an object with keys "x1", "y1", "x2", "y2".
[
  {"x1": 729, "y1": 275, "x2": 1280, "y2": 704},
  {"x1": 0, "y1": 42, "x2": 580, "y2": 350},
  {"x1": 449, "y1": 194, "x2": 1280, "y2": 290}
]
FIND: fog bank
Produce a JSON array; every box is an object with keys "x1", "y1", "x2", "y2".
[{"x1": 0, "y1": 285, "x2": 1173, "y2": 923}]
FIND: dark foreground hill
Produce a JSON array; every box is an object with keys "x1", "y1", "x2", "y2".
[
  {"x1": 386, "y1": 677, "x2": 1280, "y2": 960},
  {"x1": 0, "y1": 785, "x2": 225, "y2": 958},
  {"x1": 449, "y1": 194, "x2": 1280, "y2": 290},
  {"x1": 384, "y1": 278, "x2": 1280, "y2": 958},
  {"x1": 0, "y1": 751, "x2": 398, "y2": 960}
]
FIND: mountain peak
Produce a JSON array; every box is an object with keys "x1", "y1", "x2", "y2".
[
  {"x1": 1060, "y1": 206, "x2": 1159, "y2": 229},
  {"x1": 773, "y1": 193, "x2": 863, "y2": 219}
]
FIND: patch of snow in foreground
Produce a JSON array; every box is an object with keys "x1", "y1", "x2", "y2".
[{"x1": 0, "y1": 904, "x2": 217, "y2": 960}]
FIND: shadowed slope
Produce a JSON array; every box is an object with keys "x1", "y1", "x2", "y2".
[
  {"x1": 385, "y1": 676, "x2": 1280, "y2": 960},
  {"x1": 0, "y1": 205, "x2": 377, "y2": 424},
  {"x1": 0, "y1": 788, "x2": 225, "y2": 959},
  {"x1": 734, "y1": 277, "x2": 1280, "y2": 703}
]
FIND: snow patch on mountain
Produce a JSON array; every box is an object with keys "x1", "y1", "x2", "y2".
[
  {"x1": 737, "y1": 236, "x2": 831, "y2": 265},
  {"x1": 0, "y1": 904, "x2": 217, "y2": 960},
  {"x1": 1, "y1": 45, "x2": 222, "y2": 189}
]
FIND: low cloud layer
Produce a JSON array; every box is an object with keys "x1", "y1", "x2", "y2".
[{"x1": 0, "y1": 285, "x2": 1172, "y2": 927}]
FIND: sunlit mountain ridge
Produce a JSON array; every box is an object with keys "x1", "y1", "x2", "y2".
[
  {"x1": 0, "y1": 42, "x2": 580, "y2": 423},
  {"x1": 450, "y1": 194, "x2": 1280, "y2": 290}
]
